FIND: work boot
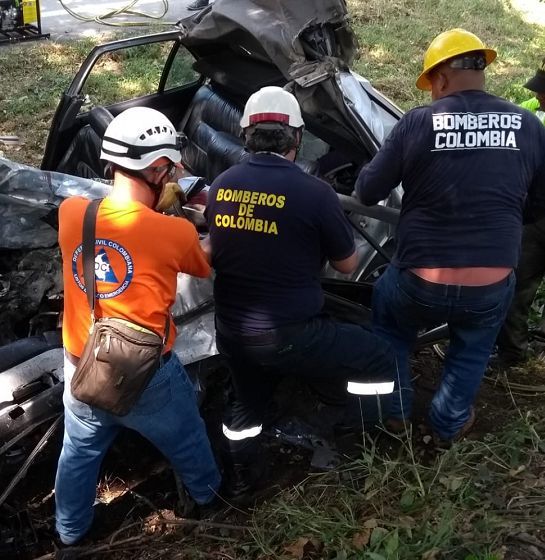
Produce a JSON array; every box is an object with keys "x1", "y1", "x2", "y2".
[
  {"x1": 222, "y1": 461, "x2": 264, "y2": 504},
  {"x1": 187, "y1": 0, "x2": 210, "y2": 10},
  {"x1": 220, "y1": 435, "x2": 265, "y2": 504},
  {"x1": 53, "y1": 537, "x2": 83, "y2": 560},
  {"x1": 490, "y1": 351, "x2": 525, "y2": 370},
  {"x1": 384, "y1": 417, "x2": 411, "y2": 434},
  {"x1": 432, "y1": 407, "x2": 476, "y2": 449}
]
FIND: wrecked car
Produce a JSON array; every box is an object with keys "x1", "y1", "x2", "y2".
[
  {"x1": 42, "y1": 0, "x2": 403, "y2": 280},
  {"x1": 1, "y1": 0, "x2": 410, "y2": 492}
]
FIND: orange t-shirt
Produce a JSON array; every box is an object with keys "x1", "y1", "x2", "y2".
[{"x1": 59, "y1": 196, "x2": 210, "y2": 357}]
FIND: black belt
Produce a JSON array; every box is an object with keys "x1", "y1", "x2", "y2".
[
  {"x1": 215, "y1": 318, "x2": 302, "y2": 345},
  {"x1": 405, "y1": 270, "x2": 512, "y2": 297}
]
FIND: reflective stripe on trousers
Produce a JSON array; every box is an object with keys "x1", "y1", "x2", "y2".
[{"x1": 222, "y1": 424, "x2": 263, "y2": 441}]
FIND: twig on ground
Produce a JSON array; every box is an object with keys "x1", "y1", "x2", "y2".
[
  {"x1": 108, "y1": 521, "x2": 143, "y2": 544},
  {"x1": 149, "y1": 516, "x2": 248, "y2": 532},
  {"x1": 33, "y1": 535, "x2": 151, "y2": 560},
  {"x1": 510, "y1": 532, "x2": 545, "y2": 551}
]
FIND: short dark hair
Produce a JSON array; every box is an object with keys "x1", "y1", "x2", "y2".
[{"x1": 244, "y1": 125, "x2": 299, "y2": 154}]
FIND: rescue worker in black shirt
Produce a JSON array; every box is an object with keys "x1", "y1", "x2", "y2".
[
  {"x1": 355, "y1": 29, "x2": 545, "y2": 446},
  {"x1": 205, "y1": 86, "x2": 395, "y2": 498},
  {"x1": 496, "y1": 61, "x2": 545, "y2": 366}
]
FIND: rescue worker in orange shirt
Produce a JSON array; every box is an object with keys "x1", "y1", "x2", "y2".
[{"x1": 55, "y1": 107, "x2": 220, "y2": 548}]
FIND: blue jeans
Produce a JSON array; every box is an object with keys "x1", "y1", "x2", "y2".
[
  {"x1": 372, "y1": 266, "x2": 515, "y2": 440},
  {"x1": 55, "y1": 353, "x2": 220, "y2": 545}
]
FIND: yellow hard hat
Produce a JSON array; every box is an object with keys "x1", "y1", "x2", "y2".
[{"x1": 416, "y1": 28, "x2": 497, "y2": 90}]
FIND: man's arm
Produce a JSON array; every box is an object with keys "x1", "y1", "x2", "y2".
[
  {"x1": 318, "y1": 185, "x2": 357, "y2": 274},
  {"x1": 524, "y1": 123, "x2": 545, "y2": 224},
  {"x1": 175, "y1": 222, "x2": 211, "y2": 278},
  {"x1": 200, "y1": 235, "x2": 212, "y2": 265},
  {"x1": 355, "y1": 118, "x2": 405, "y2": 205},
  {"x1": 330, "y1": 251, "x2": 358, "y2": 274},
  {"x1": 525, "y1": 160, "x2": 545, "y2": 224}
]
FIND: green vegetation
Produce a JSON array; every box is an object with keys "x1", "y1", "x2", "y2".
[
  {"x1": 0, "y1": 36, "x2": 196, "y2": 166},
  {"x1": 243, "y1": 413, "x2": 545, "y2": 559},
  {"x1": 348, "y1": 0, "x2": 545, "y2": 110},
  {"x1": 0, "y1": 39, "x2": 97, "y2": 165}
]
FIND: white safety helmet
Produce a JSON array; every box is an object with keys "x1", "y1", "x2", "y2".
[
  {"x1": 100, "y1": 107, "x2": 183, "y2": 171},
  {"x1": 240, "y1": 86, "x2": 304, "y2": 129}
]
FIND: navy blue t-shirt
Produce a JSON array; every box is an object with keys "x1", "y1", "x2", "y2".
[
  {"x1": 206, "y1": 153, "x2": 355, "y2": 334},
  {"x1": 356, "y1": 90, "x2": 545, "y2": 268}
]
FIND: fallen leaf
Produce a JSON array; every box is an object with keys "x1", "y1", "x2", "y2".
[
  {"x1": 439, "y1": 475, "x2": 464, "y2": 491},
  {"x1": 400, "y1": 489, "x2": 415, "y2": 510},
  {"x1": 476, "y1": 463, "x2": 493, "y2": 482},
  {"x1": 421, "y1": 547, "x2": 441, "y2": 560},
  {"x1": 352, "y1": 528, "x2": 372, "y2": 549},
  {"x1": 283, "y1": 536, "x2": 323, "y2": 559},
  {"x1": 509, "y1": 465, "x2": 526, "y2": 477},
  {"x1": 284, "y1": 537, "x2": 309, "y2": 559},
  {"x1": 363, "y1": 518, "x2": 378, "y2": 529}
]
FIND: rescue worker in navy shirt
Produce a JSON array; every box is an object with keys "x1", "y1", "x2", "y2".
[
  {"x1": 355, "y1": 29, "x2": 545, "y2": 446},
  {"x1": 496, "y1": 61, "x2": 545, "y2": 366},
  {"x1": 206, "y1": 86, "x2": 395, "y2": 498}
]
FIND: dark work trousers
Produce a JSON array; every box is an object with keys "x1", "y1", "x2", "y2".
[
  {"x1": 216, "y1": 315, "x2": 395, "y2": 459},
  {"x1": 497, "y1": 219, "x2": 545, "y2": 363}
]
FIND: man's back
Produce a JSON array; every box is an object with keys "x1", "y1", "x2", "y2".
[
  {"x1": 206, "y1": 153, "x2": 354, "y2": 334},
  {"x1": 358, "y1": 90, "x2": 545, "y2": 269},
  {"x1": 59, "y1": 196, "x2": 210, "y2": 356}
]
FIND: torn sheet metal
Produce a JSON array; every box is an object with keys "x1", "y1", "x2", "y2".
[
  {"x1": 179, "y1": 0, "x2": 355, "y2": 81},
  {"x1": 0, "y1": 157, "x2": 110, "y2": 250},
  {"x1": 172, "y1": 274, "x2": 214, "y2": 317},
  {"x1": 268, "y1": 417, "x2": 341, "y2": 471},
  {"x1": 0, "y1": 348, "x2": 64, "y2": 403},
  {"x1": 178, "y1": 0, "x2": 368, "y2": 156},
  {"x1": 0, "y1": 348, "x2": 64, "y2": 444},
  {"x1": 172, "y1": 310, "x2": 217, "y2": 365}
]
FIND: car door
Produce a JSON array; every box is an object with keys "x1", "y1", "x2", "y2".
[{"x1": 42, "y1": 30, "x2": 203, "y2": 174}]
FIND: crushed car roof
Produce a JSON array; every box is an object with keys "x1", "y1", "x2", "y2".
[{"x1": 178, "y1": 0, "x2": 356, "y2": 81}]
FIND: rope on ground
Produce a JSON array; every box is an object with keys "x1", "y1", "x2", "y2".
[{"x1": 56, "y1": 0, "x2": 177, "y2": 27}]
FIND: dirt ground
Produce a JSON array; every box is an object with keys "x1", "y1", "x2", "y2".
[{"x1": 1, "y1": 348, "x2": 544, "y2": 560}]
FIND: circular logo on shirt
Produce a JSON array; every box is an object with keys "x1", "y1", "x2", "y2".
[{"x1": 72, "y1": 239, "x2": 134, "y2": 299}]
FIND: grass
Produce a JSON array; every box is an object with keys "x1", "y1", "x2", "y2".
[
  {"x1": 0, "y1": 34, "x2": 187, "y2": 166},
  {"x1": 0, "y1": 39, "x2": 97, "y2": 166},
  {"x1": 347, "y1": 0, "x2": 545, "y2": 110},
  {"x1": 2, "y1": 1, "x2": 545, "y2": 558},
  {"x1": 239, "y1": 413, "x2": 545, "y2": 559}
]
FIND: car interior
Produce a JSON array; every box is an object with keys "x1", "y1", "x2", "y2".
[{"x1": 53, "y1": 41, "x2": 370, "y2": 199}]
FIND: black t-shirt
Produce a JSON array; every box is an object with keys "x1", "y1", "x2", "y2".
[
  {"x1": 206, "y1": 153, "x2": 355, "y2": 334},
  {"x1": 356, "y1": 90, "x2": 545, "y2": 268}
]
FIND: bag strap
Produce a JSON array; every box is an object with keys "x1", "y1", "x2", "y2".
[
  {"x1": 82, "y1": 198, "x2": 103, "y2": 318},
  {"x1": 163, "y1": 314, "x2": 170, "y2": 346},
  {"x1": 82, "y1": 198, "x2": 171, "y2": 344}
]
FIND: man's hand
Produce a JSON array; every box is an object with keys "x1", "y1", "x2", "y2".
[{"x1": 156, "y1": 182, "x2": 187, "y2": 212}]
